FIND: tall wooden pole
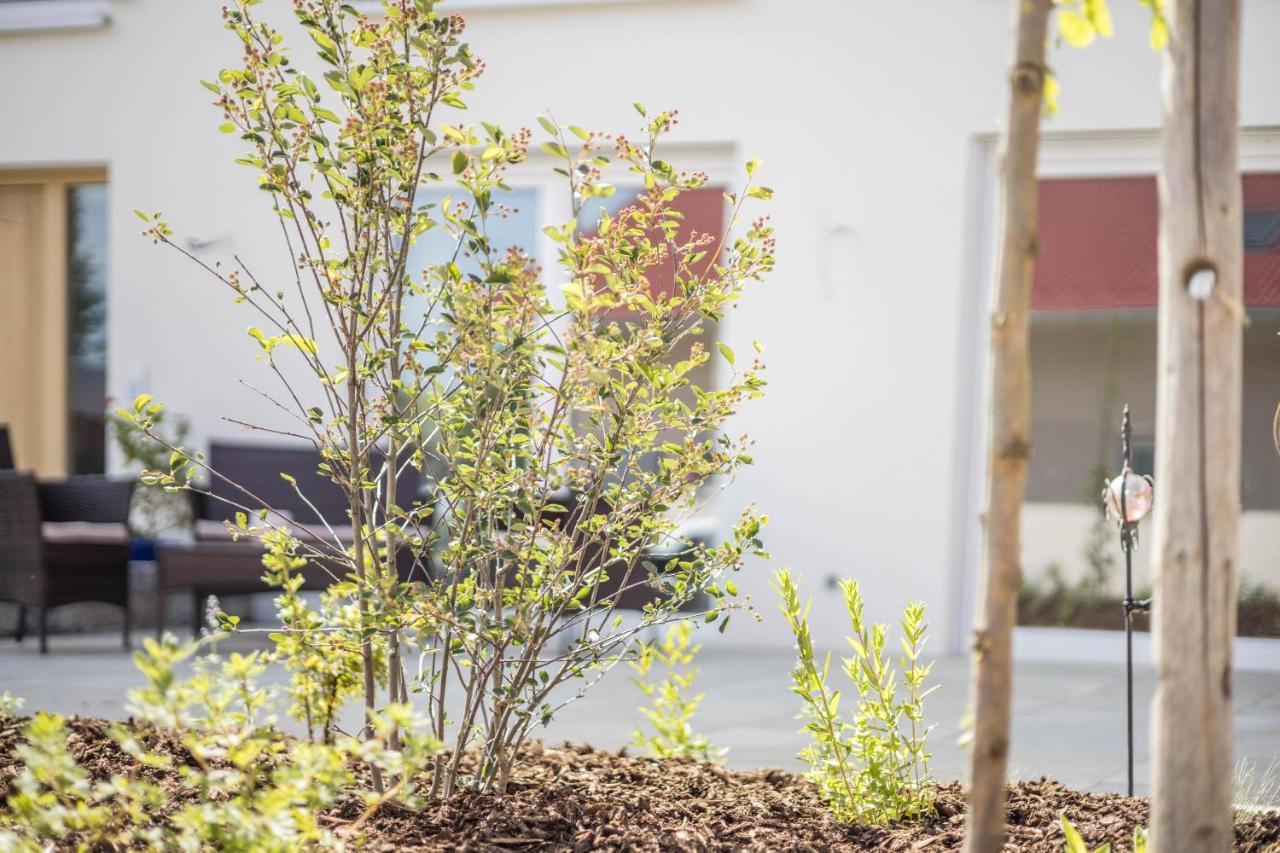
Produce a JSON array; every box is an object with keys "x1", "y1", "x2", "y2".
[
  {"x1": 964, "y1": 1, "x2": 1052, "y2": 850},
  {"x1": 1151, "y1": 1, "x2": 1241, "y2": 849}
]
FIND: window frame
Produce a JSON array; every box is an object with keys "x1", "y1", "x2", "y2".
[
  {"x1": 0, "y1": 0, "x2": 111, "y2": 34},
  {"x1": 945, "y1": 128, "x2": 1280, "y2": 652},
  {"x1": 0, "y1": 166, "x2": 108, "y2": 477}
]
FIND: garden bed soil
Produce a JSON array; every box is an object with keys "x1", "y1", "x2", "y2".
[
  {"x1": 2, "y1": 717, "x2": 1278, "y2": 851},
  {"x1": 1018, "y1": 593, "x2": 1280, "y2": 638}
]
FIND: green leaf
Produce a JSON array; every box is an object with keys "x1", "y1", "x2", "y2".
[
  {"x1": 451, "y1": 150, "x2": 468, "y2": 174},
  {"x1": 536, "y1": 114, "x2": 558, "y2": 136},
  {"x1": 1042, "y1": 72, "x2": 1061, "y2": 118},
  {"x1": 1086, "y1": 0, "x2": 1114, "y2": 38},
  {"x1": 1060, "y1": 815, "x2": 1089, "y2": 853},
  {"x1": 1058, "y1": 9, "x2": 1096, "y2": 47},
  {"x1": 716, "y1": 342, "x2": 735, "y2": 367},
  {"x1": 218, "y1": 122, "x2": 237, "y2": 134},
  {"x1": 1150, "y1": 19, "x2": 1168, "y2": 49},
  {"x1": 746, "y1": 186, "x2": 773, "y2": 201},
  {"x1": 633, "y1": 102, "x2": 647, "y2": 117}
]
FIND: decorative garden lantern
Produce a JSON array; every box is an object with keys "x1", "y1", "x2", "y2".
[{"x1": 1103, "y1": 403, "x2": 1154, "y2": 797}]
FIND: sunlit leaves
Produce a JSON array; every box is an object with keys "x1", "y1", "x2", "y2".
[
  {"x1": 246, "y1": 326, "x2": 318, "y2": 355},
  {"x1": 629, "y1": 623, "x2": 724, "y2": 763},
  {"x1": 1138, "y1": 0, "x2": 1169, "y2": 50},
  {"x1": 1047, "y1": 0, "x2": 1165, "y2": 119},
  {"x1": 1043, "y1": 70, "x2": 1061, "y2": 117},
  {"x1": 1056, "y1": 0, "x2": 1113, "y2": 48},
  {"x1": 775, "y1": 571, "x2": 936, "y2": 825}
]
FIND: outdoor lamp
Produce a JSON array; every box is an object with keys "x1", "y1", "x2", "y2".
[
  {"x1": 1103, "y1": 470, "x2": 1154, "y2": 525},
  {"x1": 1106, "y1": 403, "x2": 1154, "y2": 799}
]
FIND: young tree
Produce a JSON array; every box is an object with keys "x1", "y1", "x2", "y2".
[
  {"x1": 965, "y1": 4, "x2": 1167, "y2": 847},
  {"x1": 963, "y1": 2, "x2": 1052, "y2": 850},
  {"x1": 127, "y1": 0, "x2": 774, "y2": 799},
  {"x1": 1150, "y1": 1, "x2": 1242, "y2": 849}
]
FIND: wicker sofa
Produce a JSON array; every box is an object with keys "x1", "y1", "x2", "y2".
[
  {"x1": 0, "y1": 471, "x2": 135, "y2": 653},
  {"x1": 526, "y1": 487, "x2": 714, "y2": 613},
  {"x1": 154, "y1": 441, "x2": 425, "y2": 637}
]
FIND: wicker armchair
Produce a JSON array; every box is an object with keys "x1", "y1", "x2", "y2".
[{"x1": 0, "y1": 471, "x2": 135, "y2": 653}]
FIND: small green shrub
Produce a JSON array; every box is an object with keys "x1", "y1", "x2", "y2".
[
  {"x1": 629, "y1": 622, "x2": 723, "y2": 763},
  {"x1": 773, "y1": 569, "x2": 935, "y2": 824},
  {"x1": 121, "y1": 0, "x2": 775, "y2": 800},
  {"x1": 0, "y1": 635, "x2": 439, "y2": 851}
]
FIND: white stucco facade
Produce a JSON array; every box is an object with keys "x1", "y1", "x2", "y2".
[{"x1": 2, "y1": 0, "x2": 1280, "y2": 653}]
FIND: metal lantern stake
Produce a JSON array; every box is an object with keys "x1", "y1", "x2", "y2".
[{"x1": 1102, "y1": 404, "x2": 1154, "y2": 797}]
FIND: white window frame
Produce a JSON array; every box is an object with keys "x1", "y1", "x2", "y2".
[
  {"x1": 0, "y1": 0, "x2": 110, "y2": 33},
  {"x1": 518, "y1": 142, "x2": 738, "y2": 274},
  {"x1": 408, "y1": 141, "x2": 737, "y2": 287}
]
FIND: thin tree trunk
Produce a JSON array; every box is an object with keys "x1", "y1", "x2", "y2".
[
  {"x1": 1151, "y1": 1, "x2": 1241, "y2": 849},
  {"x1": 964, "y1": 2, "x2": 1051, "y2": 850}
]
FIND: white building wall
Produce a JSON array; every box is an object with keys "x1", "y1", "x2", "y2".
[
  {"x1": 1025, "y1": 504, "x2": 1280, "y2": 598},
  {"x1": 3, "y1": 0, "x2": 1280, "y2": 652}
]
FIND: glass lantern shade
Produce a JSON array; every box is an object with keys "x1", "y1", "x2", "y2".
[{"x1": 1104, "y1": 472, "x2": 1154, "y2": 524}]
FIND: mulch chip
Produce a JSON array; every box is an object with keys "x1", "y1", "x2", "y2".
[{"x1": 2, "y1": 718, "x2": 1277, "y2": 850}]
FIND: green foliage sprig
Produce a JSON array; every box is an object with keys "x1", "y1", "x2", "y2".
[
  {"x1": 0, "y1": 634, "x2": 440, "y2": 851},
  {"x1": 773, "y1": 569, "x2": 936, "y2": 825},
  {"x1": 629, "y1": 621, "x2": 723, "y2": 763}
]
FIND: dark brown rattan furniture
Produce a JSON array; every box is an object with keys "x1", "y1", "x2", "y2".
[
  {"x1": 155, "y1": 441, "x2": 424, "y2": 637},
  {"x1": 0, "y1": 471, "x2": 135, "y2": 653},
  {"x1": 529, "y1": 487, "x2": 711, "y2": 612},
  {"x1": 0, "y1": 425, "x2": 13, "y2": 470}
]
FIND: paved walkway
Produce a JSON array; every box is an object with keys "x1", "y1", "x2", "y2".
[{"x1": 1, "y1": 629, "x2": 1278, "y2": 800}]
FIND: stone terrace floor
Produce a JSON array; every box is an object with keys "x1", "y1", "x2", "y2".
[{"x1": 1, "y1": 626, "x2": 1277, "y2": 801}]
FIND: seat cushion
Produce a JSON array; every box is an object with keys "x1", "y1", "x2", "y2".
[
  {"x1": 42, "y1": 521, "x2": 130, "y2": 545},
  {"x1": 290, "y1": 522, "x2": 356, "y2": 546}
]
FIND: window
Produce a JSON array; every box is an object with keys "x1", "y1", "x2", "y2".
[
  {"x1": 1020, "y1": 172, "x2": 1280, "y2": 634},
  {"x1": 0, "y1": 169, "x2": 108, "y2": 476},
  {"x1": 0, "y1": 0, "x2": 111, "y2": 33},
  {"x1": 402, "y1": 186, "x2": 541, "y2": 324},
  {"x1": 67, "y1": 182, "x2": 109, "y2": 475}
]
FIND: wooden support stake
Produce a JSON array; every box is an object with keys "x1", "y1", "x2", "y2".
[
  {"x1": 1151, "y1": 1, "x2": 1242, "y2": 849},
  {"x1": 964, "y1": 1, "x2": 1052, "y2": 851}
]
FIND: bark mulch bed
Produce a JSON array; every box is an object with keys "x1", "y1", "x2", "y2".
[{"x1": 3, "y1": 717, "x2": 1279, "y2": 851}]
